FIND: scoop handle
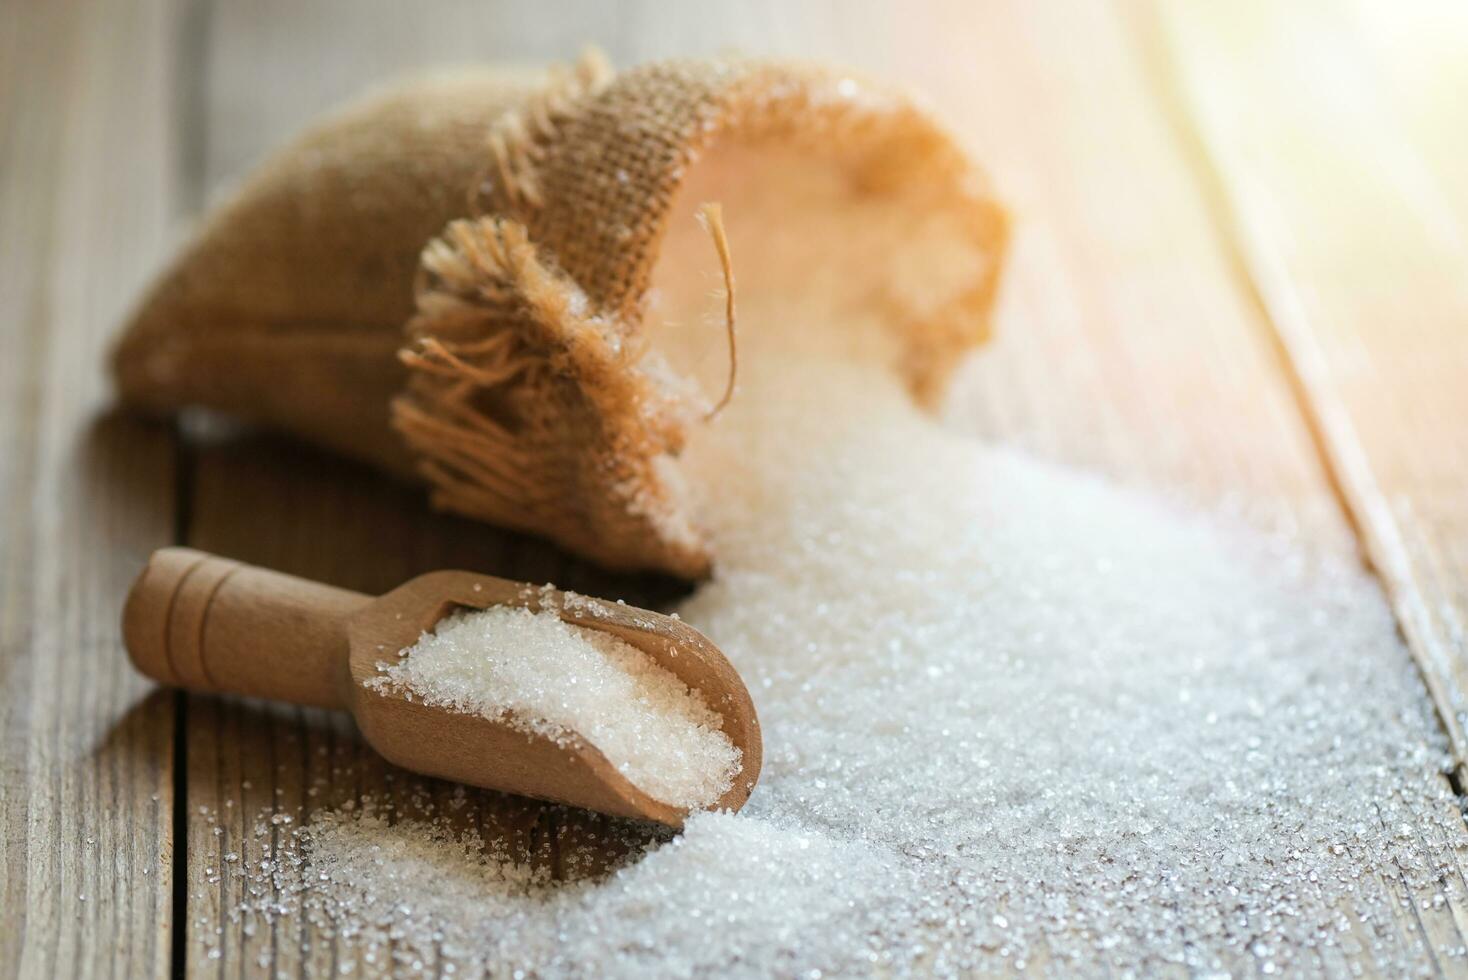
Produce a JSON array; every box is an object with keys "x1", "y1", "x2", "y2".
[{"x1": 122, "y1": 547, "x2": 371, "y2": 710}]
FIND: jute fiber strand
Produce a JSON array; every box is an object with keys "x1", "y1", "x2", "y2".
[{"x1": 112, "y1": 52, "x2": 1007, "y2": 577}]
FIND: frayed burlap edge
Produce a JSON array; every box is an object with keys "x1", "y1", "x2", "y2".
[{"x1": 395, "y1": 55, "x2": 1008, "y2": 578}]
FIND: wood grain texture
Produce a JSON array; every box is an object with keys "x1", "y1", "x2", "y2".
[
  {"x1": 934, "y1": 2, "x2": 1468, "y2": 967},
  {"x1": 178, "y1": 440, "x2": 685, "y2": 974},
  {"x1": 1153, "y1": 0, "x2": 1468, "y2": 772},
  {"x1": 165, "y1": 1, "x2": 1468, "y2": 976},
  {"x1": 4, "y1": 0, "x2": 1467, "y2": 975},
  {"x1": 0, "y1": 0, "x2": 180, "y2": 976}
]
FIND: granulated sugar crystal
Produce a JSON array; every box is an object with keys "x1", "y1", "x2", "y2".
[
  {"x1": 367, "y1": 605, "x2": 741, "y2": 809},
  {"x1": 215, "y1": 355, "x2": 1459, "y2": 977}
]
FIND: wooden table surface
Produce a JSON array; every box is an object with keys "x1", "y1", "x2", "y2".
[{"x1": 3, "y1": 0, "x2": 1467, "y2": 975}]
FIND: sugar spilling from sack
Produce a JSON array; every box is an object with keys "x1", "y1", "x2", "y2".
[
  {"x1": 211, "y1": 356, "x2": 1457, "y2": 977},
  {"x1": 365, "y1": 605, "x2": 741, "y2": 810}
]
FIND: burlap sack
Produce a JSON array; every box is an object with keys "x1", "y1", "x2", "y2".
[{"x1": 113, "y1": 52, "x2": 1007, "y2": 577}]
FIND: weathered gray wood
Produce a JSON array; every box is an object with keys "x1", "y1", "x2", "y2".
[{"x1": 0, "y1": 0, "x2": 180, "y2": 976}]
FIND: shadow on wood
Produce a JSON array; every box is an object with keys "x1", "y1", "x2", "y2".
[
  {"x1": 181, "y1": 690, "x2": 669, "y2": 882},
  {"x1": 179, "y1": 423, "x2": 693, "y2": 609},
  {"x1": 80, "y1": 408, "x2": 179, "y2": 570}
]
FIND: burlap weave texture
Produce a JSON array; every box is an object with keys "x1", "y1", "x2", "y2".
[{"x1": 113, "y1": 53, "x2": 1006, "y2": 576}]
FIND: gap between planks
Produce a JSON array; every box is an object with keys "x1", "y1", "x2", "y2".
[
  {"x1": 1133, "y1": 0, "x2": 1468, "y2": 786},
  {"x1": 170, "y1": 0, "x2": 1468, "y2": 975}
]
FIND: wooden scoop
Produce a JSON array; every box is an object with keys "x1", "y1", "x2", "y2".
[{"x1": 121, "y1": 547, "x2": 761, "y2": 827}]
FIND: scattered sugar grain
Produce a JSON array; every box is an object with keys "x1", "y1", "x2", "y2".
[
  {"x1": 367, "y1": 605, "x2": 740, "y2": 810},
  {"x1": 217, "y1": 357, "x2": 1458, "y2": 977}
]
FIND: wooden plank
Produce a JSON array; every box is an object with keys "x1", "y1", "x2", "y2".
[
  {"x1": 1152, "y1": 0, "x2": 1468, "y2": 772},
  {"x1": 0, "y1": 0, "x2": 181, "y2": 976},
  {"x1": 910, "y1": 1, "x2": 1348, "y2": 532},
  {"x1": 175, "y1": 0, "x2": 1468, "y2": 974},
  {"x1": 179, "y1": 3, "x2": 783, "y2": 974},
  {"x1": 199, "y1": 0, "x2": 626, "y2": 191},
  {"x1": 926, "y1": 2, "x2": 1463, "y2": 969},
  {"x1": 178, "y1": 438, "x2": 672, "y2": 975},
  {"x1": 182, "y1": 9, "x2": 692, "y2": 956}
]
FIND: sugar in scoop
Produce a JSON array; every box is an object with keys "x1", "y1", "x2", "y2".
[
  {"x1": 121, "y1": 554, "x2": 761, "y2": 825},
  {"x1": 367, "y1": 606, "x2": 742, "y2": 810}
]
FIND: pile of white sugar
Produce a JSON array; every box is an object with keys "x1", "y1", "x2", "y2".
[
  {"x1": 366, "y1": 605, "x2": 741, "y2": 810},
  {"x1": 210, "y1": 356, "x2": 1458, "y2": 977}
]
